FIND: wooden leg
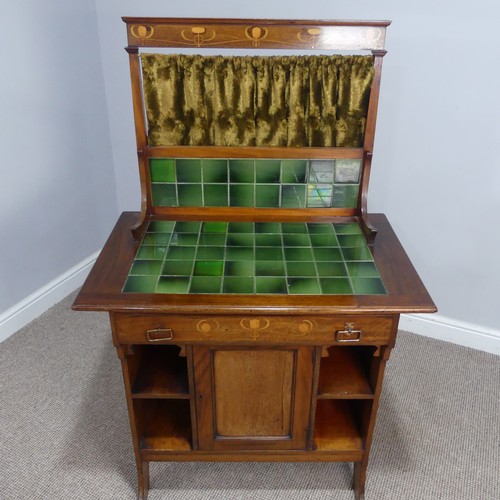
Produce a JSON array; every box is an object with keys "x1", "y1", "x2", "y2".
[
  {"x1": 353, "y1": 461, "x2": 367, "y2": 500},
  {"x1": 137, "y1": 461, "x2": 150, "y2": 500}
]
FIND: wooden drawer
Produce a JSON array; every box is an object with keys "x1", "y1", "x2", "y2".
[{"x1": 112, "y1": 313, "x2": 395, "y2": 346}]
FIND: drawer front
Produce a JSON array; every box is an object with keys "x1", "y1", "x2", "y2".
[{"x1": 113, "y1": 313, "x2": 395, "y2": 346}]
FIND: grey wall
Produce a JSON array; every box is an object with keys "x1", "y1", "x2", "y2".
[
  {"x1": 95, "y1": 0, "x2": 500, "y2": 332},
  {"x1": 0, "y1": 0, "x2": 118, "y2": 311}
]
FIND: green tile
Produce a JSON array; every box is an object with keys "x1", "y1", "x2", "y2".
[
  {"x1": 332, "y1": 185, "x2": 359, "y2": 208},
  {"x1": 198, "y1": 233, "x2": 226, "y2": 246},
  {"x1": 255, "y1": 234, "x2": 282, "y2": 246},
  {"x1": 337, "y1": 234, "x2": 367, "y2": 248},
  {"x1": 286, "y1": 261, "x2": 316, "y2": 277},
  {"x1": 167, "y1": 246, "x2": 196, "y2": 260},
  {"x1": 227, "y1": 233, "x2": 254, "y2": 247},
  {"x1": 284, "y1": 247, "x2": 313, "y2": 261},
  {"x1": 137, "y1": 246, "x2": 168, "y2": 260},
  {"x1": 256, "y1": 277, "x2": 288, "y2": 294},
  {"x1": 307, "y1": 184, "x2": 333, "y2": 207},
  {"x1": 148, "y1": 221, "x2": 175, "y2": 233},
  {"x1": 307, "y1": 223, "x2": 335, "y2": 234},
  {"x1": 178, "y1": 184, "x2": 202, "y2": 206},
  {"x1": 194, "y1": 261, "x2": 224, "y2": 276},
  {"x1": 255, "y1": 160, "x2": 281, "y2": 183},
  {"x1": 341, "y1": 246, "x2": 373, "y2": 261},
  {"x1": 229, "y1": 159, "x2": 254, "y2": 183},
  {"x1": 223, "y1": 277, "x2": 254, "y2": 293},
  {"x1": 161, "y1": 260, "x2": 194, "y2": 276},
  {"x1": 156, "y1": 276, "x2": 190, "y2": 293},
  {"x1": 151, "y1": 184, "x2": 177, "y2": 206},
  {"x1": 224, "y1": 260, "x2": 254, "y2": 277},
  {"x1": 230, "y1": 185, "x2": 254, "y2": 207},
  {"x1": 189, "y1": 277, "x2": 222, "y2": 293},
  {"x1": 316, "y1": 262, "x2": 348, "y2": 277},
  {"x1": 228, "y1": 222, "x2": 254, "y2": 233},
  {"x1": 204, "y1": 184, "x2": 228, "y2": 206},
  {"x1": 309, "y1": 234, "x2": 339, "y2": 247},
  {"x1": 335, "y1": 159, "x2": 361, "y2": 184},
  {"x1": 256, "y1": 185, "x2": 280, "y2": 207},
  {"x1": 202, "y1": 221, "x2": 228, "y2": 233},
  {"x1": 281, "y1": 185, "x2": 306, "y2": 208},
  {"x1": 309, "y1": 160, "x2": 334, "y2": 183},
  {"x1": 226, "y1": 247, "x2": 254, "y2": 260},
  {"x1": 287, "y1": 278, "x2": 321, "y2": 294},
  {"x1": 174, "y1": 222, "x2": 201, "y2": 233},
  {"x1": 142, "y1": 233, "x2": 171, "y2": 246},
  {"x1": 281, "y1": 160, "x2": 307, "y2": 183},
  {"x1": 123, "y1": 275, "x2": 158, "y2": 293},
  {"x1": 176, "y1": 159, "x2": 202, "y2": 182},
  {"x1": 334, "y1": 223, "x2": 363, "y2": 235},
  {"x1": 282, "y1": 234, "x2": 310, "y2": 247},
  {"x1": 320, "y1": 278, "x2": 353, "y2": 294},
  {"x1": 256, "y1": 247, "x2": 284, "y2": 261},
  {"x1": 169, "y1": 233, "x2": 199, "y2": 246},
  {"x1": 313, "y1": 247, "x2": 343, "y2": 261},
  {"x1": 255, "y1": 260, "x2": 286, "y2": 276},
  {"x1": 281, "y1": 223, "x2": 308, "y2": 234},
  {"x1": 346, "y1": 262, "x2": 381, "y2": 278},
  {"x1": 255, "y1": 222, "x2": 281, "y2": 233},
  {"x1": 130, "y1": 260, "x2": 163, "y2": 275},
  {"x1": 149, "y1": 158, "x2": 175, "y2": 182},
  {"x1": 202, "y1": 159, "x2": 228, "y2": 183},
  {"x1": 196, "y1": 246, "x2": 225, "y2": 260},
  {"x1": 352, "y1": 277, "x2": 386, "y2": 295}
]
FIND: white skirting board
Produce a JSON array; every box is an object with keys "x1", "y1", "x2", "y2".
[
  {"x1": 399, "y1": 314, "x2": 500, "y2": 356},
  {"x1": 0, "y1": 251, "x2": 100, "y2": 343},
  {"x1": 1, "y1": 254, "x2": 499, "y2": 356}
]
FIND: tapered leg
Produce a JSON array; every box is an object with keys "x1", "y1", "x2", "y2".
[
  {"x1": 353, "y1": 460, "x2": 367, "y2": 500},
  {"x1": 137, "y1": 461, "x2": 150, "y2": 500}
]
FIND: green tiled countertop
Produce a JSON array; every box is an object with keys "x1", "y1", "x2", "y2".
[{"x1": 123, "y1": 221, "x2": 386, "y2": 295}]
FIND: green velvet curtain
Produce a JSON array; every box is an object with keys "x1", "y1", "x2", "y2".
[{"x1": 141, "y1": 54, "x2": 374, "y2": 148}]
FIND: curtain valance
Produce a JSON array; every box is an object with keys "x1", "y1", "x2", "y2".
[{"x1": 141, "y1": 54, "x2": 374, "y2": 147}]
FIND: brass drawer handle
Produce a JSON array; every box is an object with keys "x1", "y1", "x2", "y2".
[
  {"x1": 335, "y1": 322, "x2": 362, "y2": 342},
  {"x1": 145, "y1": 328, "x2": 173, "y2": 342}
]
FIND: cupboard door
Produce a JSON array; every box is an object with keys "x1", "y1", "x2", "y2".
[{"x1": 193, "y1": 346, "x2": 314, "y2": 451}]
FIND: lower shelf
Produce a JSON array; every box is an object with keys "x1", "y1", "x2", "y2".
[
  {"x1": 314, "y1": 399, "x2": 365, "y2": 452},
  {"x1": 139, "y1": 399, "x2": 192, "y2": 451}
]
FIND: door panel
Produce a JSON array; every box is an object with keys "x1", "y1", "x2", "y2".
[
  {"x1": 194, "y1": 345, "x2": 314, "y2": 451},
  {"x1": 214, "y1": 350, "x2": 294, "y2": 437}
]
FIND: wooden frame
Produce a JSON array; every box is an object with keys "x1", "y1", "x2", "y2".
[
  {"x1": 122, "y1": 18, "x2": 390, "y2": 244},
  {"x1": 72, "y1": 18, "x2": 437, "y2": 500}
]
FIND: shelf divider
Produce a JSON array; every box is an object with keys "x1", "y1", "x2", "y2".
[
  {"x1": 132, "y1": 345, "x2": 190, "y2": 399},
  {"x1": 314, "y1": 399, "x2": 364, "y2": 452},
  {"x1": 317, "y1": 346, "x2": 374, "y2": 399},
  {"x1": 141, "y1": 399, "x2": 192, "y2": 451}
]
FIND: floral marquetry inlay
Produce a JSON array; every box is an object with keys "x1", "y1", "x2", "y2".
[
  {"x1": 244, "y1": 26, "x2": 269, "y2": 47},
  {"x1": 130, "y1": 25, "x2": 154, "y2": 41},
  {"x1": 124, "y1": 19, "x2": 388, "y2": 50},
  {"x1": 181, "y1": 27, "x2": 217, "y2": 47},
  {"x1": 194, "y1": 317, "x2": 316, "y2": 340}
]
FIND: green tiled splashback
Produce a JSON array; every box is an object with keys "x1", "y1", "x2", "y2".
[
  {"x1": 123, "y1": 221, "x2": 386, "y2": 295},
  {"x1": 149, "y1": 158, "x2": 362, "y2": 209}
]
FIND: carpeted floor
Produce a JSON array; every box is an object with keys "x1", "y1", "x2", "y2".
[{"x1": 0, "y1": 292, "x2": 498, "y2": 500}]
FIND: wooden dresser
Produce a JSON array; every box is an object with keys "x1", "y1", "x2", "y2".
[{"x1": 73, "y1": 18, "x2": 436, "y2": 500}]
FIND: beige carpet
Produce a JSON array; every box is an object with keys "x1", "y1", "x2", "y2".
[{"x1": 0, "y1": 292, "x2": 498, "y2": 500}]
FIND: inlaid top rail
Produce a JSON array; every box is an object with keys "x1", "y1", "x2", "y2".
[{"x1": 122, "y1": 17, "x2": 390, "y2": 51}]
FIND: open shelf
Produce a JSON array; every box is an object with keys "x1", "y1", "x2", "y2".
[
  {"x1": 132, "y1": 345, "x2": 189, "y2": 399},
  {"x1": 317, "y1": 346, "x2": 374, "y2": 399},
  {"x1": 314, "y1": 400, "x2": 364, "y2": 452},
  {"x1": 140, "y1": 399, "x2": 192, "y2": 451}
]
